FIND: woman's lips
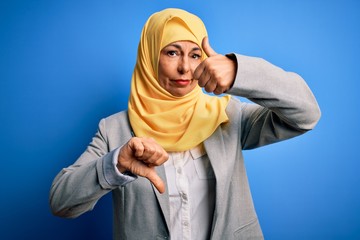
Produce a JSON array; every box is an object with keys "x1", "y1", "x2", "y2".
[{"x1": 172, "y1": 79, "x2": 191, "y2": 86}]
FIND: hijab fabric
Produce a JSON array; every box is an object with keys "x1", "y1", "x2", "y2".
[{"x1": 128, "y1": 8, "x2": 231, "y2": 151}]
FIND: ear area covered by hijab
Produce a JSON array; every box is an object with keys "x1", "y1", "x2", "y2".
[{"x1": 128, "y1": 8, "x2": 231, "y2": 152}]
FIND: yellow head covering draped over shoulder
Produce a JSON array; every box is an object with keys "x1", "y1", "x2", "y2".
[{"x1": 128, "y1": 8, "x2": 231, "y2": 151}]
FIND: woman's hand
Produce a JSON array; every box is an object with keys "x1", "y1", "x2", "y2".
[
  {"x1": 194, "y1": 37, "x2": 237, "y2": 95},
  {"x1": 117, "y1": 137, "x2": 169, "y2": 193}
]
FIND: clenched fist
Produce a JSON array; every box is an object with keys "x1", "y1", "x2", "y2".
[
  {"x1": 117, "y1": 137, "x2": 169, "y2": 193},
  {"x1": 194, "y1": 37, "x2": 237, "y2": 95}
]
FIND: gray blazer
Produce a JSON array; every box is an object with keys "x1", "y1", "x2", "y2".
[{"x1": 50, "y1": 54, "x2": 321, "y2": 239}]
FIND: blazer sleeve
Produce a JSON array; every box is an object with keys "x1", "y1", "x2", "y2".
[
  {"x1": 226, "y1": 54, "x2": 321, "y2": 150},
  {"x1": 49, "y1": 118, "x2": 134, "y2": 218}
]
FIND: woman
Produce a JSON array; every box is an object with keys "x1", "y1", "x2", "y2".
[{"x1": 50, "y1": 8, "x2": 320, "y2": 240}]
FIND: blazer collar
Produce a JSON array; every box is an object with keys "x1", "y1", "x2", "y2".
[
  {"x1": 204, "y1": 126, "x2": 230, "y2": 235},
  {"x1": 126, "y1": 111, "x2": 171, "y2": 233},
  {"x1": 152, "y1": 166, "x2": 171, "y2": 233}
]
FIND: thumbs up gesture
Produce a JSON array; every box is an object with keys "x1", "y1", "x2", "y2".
[{"x1": 194, "y1": 37, "x2": 237, "y2": 95}]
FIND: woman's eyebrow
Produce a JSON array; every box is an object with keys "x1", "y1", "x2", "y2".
[
  {"x1": 168, "y1": 43, "x2": 182, "y2": 50},
  {"x1": 191, "y1": 47, "x2": 201, "y2": 52},
  {"x1": 167, "y1": 44, "x2": 201, "y2": 52}
]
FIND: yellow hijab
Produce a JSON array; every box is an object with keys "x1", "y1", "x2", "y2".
[{"x1": 128, "y1": 8, "x2": 231, "y2": 151}]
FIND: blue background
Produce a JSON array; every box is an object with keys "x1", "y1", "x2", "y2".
[{"x1": 1, "y1": 0, "x2": 359, "y2": 239}]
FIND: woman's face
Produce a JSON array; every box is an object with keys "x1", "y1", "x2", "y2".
[{"x1": 158, "y1": 41, "x2": 202, "y2": 97}]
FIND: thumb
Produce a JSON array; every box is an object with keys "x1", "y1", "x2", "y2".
[
  {"x1": 202, "y1": 36, "x2": 217, "y2": 57},
  {"x1": 145, "y1": 168, "x2": 166, "y2": 194}
]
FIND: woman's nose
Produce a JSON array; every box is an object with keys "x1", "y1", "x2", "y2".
[{"x1": 177, "y1": 56, "x2": 190, "y2": 74}]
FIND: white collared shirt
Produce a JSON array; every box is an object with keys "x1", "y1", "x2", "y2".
[{"x1": 164, "y1": 144, "x2": 216, "y2": 240}]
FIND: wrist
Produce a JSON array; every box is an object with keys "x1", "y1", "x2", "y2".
[{"x1": 116, "y1": 159, "x2": 127, "y2": 173}]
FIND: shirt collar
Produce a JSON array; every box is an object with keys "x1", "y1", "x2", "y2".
[{"x1": 189, "y1": 143, "x2": 206, "y2": 159}]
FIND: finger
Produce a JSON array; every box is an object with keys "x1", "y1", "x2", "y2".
[
  {"x1": 141, "y1": 148, "x2": 162, "y2": 163},
  {"x1": 145, "y1": 150, "x2": 169, "y2": 166},
  {"x1": 202, "y1": 36, "x2": 217, "y2": 57},
  {"x1": 125, "y1": 160, "x2": 166, "y2": 193},
  {"x1": 138, "y1": 139, "x2": 168, "y2": 165},
  {"x1": 129, "y1": 138, "x2": 145, "y2": 158},
  {"x1": 203, "y1": 78, "x2": 217, "y2": 93},
  {"x1": 195, "y1": 63, "x2": 211, "y2": 87},
  {"x1": 213, "y1": 85, "x2": 227, "y2": 95},
  {"x1": 140, "y1": 148, "x2": 160, "y2": 164},
  {"x1": 193, "y1": 60, "x2": 205, "y2": 81},
  {"x1": 138, "y1": 144, "x2": 156, "y2": 161},
  {"x1": 125, "y1": 160, "x2": 165, "y2": 193},
  {"x1": 145, "y1": 168, "x2": 166, "y2": 193}
]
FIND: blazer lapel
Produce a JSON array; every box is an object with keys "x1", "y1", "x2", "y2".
[
  {"x1": 152, "y1": 165, "x2": 171, "y2": 232},
  {"x1": 204, "y1": 127, "x2": 228, "y2": 191},
  {"x1": 204, "y1": 127, "x2": 230, "y2": 236},
  {"x1": 126, "y1": 112, "x2": 171, "y2": 232}
]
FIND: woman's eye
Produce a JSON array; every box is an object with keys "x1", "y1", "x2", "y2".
[
  {"x1": 192, "y1": 54, "x2": 201, "y2": 59},
  {"x1": 167, "y1": 51, "x2": 177, "y2": 57}
]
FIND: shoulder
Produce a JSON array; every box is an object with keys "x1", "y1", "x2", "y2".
[
  {"x1": 103, "y1": 110, "x2": 129, "y2": 123},
  {"x1": 225, "y1": 96, "x2": 245, "y2": 120},
  {"x1": 223, "y1": 96, "x2": 264, "y2": 130},
  {"x1": 98, "y1": 110, "x2": 131, "y2": 133},
  {"x1": 97, "y1": 110, "x2": 132, "y2": 148}
]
